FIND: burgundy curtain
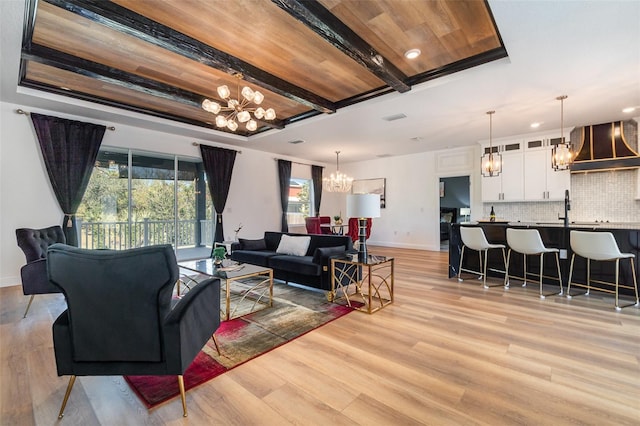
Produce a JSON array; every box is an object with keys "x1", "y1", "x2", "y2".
[
  {"x1": 277, "y1": 160, "x2": 292, "y2": 232},
  {"x1": 311, "y1": 165, "x2": 323, "y2": 217},
  {"x1": 200, "y1": 145, "x2": 237, "y2": 244},
  {"x1": 30, "y1": 113, "x2": 105, "y2": 246}
]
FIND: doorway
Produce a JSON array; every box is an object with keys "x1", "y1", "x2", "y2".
[{"x1": 439, "y1": 175, "x2": 470, "y2": 251}]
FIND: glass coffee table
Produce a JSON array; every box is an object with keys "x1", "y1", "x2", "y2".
[{"x1": 178, "y1": 259, "x2": 273, "y2": 320}]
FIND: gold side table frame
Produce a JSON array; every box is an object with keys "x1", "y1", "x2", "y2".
[{"x1": 331, "y1": 256, "x2": 394, "y2": 314}]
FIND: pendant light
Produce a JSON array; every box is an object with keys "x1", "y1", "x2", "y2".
[
  {"x1": 552, "y1": 95, "x2": 573, "y2": 171},
  {"x1": 323, "y1": 151, "x2": 353, "y2": 192},
  {"x1": 481, "y1": 110, "x2": 502, "y2": 177}
]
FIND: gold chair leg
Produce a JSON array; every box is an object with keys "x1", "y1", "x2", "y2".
[
  {"x1": 23, "y1": 295, "x2": 35, "y2": 318},
  {"x1": 178, "y1": 375, "x2": 187, "y2": 417},
  {"x1": 58, "y1": 375, "x2": 76, "y2": 419},
  {"x1": 212, "y1": 334, "x2": 221, "y2": 355}
]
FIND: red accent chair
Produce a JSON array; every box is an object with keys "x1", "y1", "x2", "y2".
[
  {"x1": 318, "y1": 216, "x2": 332, "y2": 234},
  {"x1": 305, "y1": 217, "x2": 322, "y2": 234},
  {"x1": 347, "y1": 217, "x2": 372, "y2": 242}
]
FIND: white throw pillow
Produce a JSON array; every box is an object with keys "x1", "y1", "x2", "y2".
[{"x1": 276, "y1": 235, "x2": 311, "y2": 256}]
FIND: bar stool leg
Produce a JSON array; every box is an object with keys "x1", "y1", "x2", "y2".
[
  {"x1": 555, "y1": 252, "x2": 563, "y2": 296},
  {"x1": 586, "y1": 259, "x2": 591, "y2": 295},
  {"x1": 457, "y1": 245, "x2": 466, "y2": 282},
  {"x1": 504, "y1": 249, "x2": 512, "y2": 288},
  {"x1": 632, "y1": 258, "x2": 639, "y2": 305},
  {"x1": 478, "y1": 251, "x2": 483, "y2": 281},
  {"x1": 631, "y1": 258, "x2": 639, "y2": 306},
  {"x1": 615, "y1": 258, "x2": 620, "y2": 311},
  {"x1": 566, "y1": 254, "x2": 576, "y2": 299},
  {"x1": 538, "y1": 253, "x2": 545, "y2": 299},
  {"x1": 482, "y1": 249, "x2": 489, "y2": 288},
  {"x1": 522, "y1": 254, "x2": 528, "y2": 287}
]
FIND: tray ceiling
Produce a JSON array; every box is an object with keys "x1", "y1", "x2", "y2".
[{"x1": 19, "y1": 0, "x2": 507, "y2": 137}]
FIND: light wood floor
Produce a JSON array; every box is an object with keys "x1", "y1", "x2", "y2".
[{"x1": 1, "y1": 247, "x2": 639, "y2": 425}]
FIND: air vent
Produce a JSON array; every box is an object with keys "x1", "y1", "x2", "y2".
[
  {"x1": 377, "y1": 154, "x2": 392, "y2": 158},
  {"x1": 410, "y1": 137, "x2": 424, "y2": 142},
  {"x1": 288, "y1": 139, "x2": 305, "y2": 144},
  {"x1": 382, "y1": 113, "x2": 407, "y2": 122},
  {"x1": 504, "y1": 143, "x2": 521, "y2": 151}
]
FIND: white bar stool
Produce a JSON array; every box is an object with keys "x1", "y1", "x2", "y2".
[
  {"x1": 567, "y1": 230, "x2": 639, "y2": 310},
  {"x1": 458, "y1": 227, "x2": 507, "y2": 289},
  {"x1": 504, "y1": 228, "x2": 563, "y2": 299}
]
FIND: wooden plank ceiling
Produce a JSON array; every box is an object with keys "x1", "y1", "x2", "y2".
[{"x1": 20, "y1": 0, "x2": 507, "y2": 137}]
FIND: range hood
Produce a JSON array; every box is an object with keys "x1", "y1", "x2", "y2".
[{"x1": 570, "y1": 119, "x2": 640, "y2": 172}]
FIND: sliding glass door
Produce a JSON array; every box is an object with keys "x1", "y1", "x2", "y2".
[{"x1": 77, "y1": 148, "x2": 213, "y2": 259}]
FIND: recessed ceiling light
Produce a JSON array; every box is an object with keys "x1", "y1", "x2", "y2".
[
  {"x1": 404, "y1": 49, "x2": 421, "y2": 59},
  {"x1": 530, "y1": 122, "x2": 541, "y2": 128},
  {"x1": 622, "y1": 107, "x2": 636, "y2": 113}
]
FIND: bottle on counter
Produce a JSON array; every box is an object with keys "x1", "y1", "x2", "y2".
[{"x1": 490, "y1": 206, "x2": 496, "y2": 222}]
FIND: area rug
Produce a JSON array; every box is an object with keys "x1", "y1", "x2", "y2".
[{"x1": 125, "y1": 281, "x2": 354, "y2": 408}]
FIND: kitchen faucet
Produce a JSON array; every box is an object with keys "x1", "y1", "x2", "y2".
[{"x1": 558, "y1": 189, "x2": 570, "y2": 227}]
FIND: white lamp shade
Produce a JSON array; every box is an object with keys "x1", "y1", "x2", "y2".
[
  {"x1": 347, "y1": 194, "x2": 381, "y2": 218},
  {"x1": 460, "y1": 208, "x2": 471, "y2": 216}
]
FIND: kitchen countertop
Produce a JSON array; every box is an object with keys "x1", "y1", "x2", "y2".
[{"x1": 460, "y1": 221, "x2": 640, "y2": 230}]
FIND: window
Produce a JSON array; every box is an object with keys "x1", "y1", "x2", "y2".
[
  {"x1": 287, "y1": 178, "x2": 313, "y2": 226},
  {"x1": 77, "y1": 148, "x2": 213, "y2": 259}
]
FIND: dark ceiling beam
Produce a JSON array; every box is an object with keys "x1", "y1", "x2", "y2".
[
  {"x1": 22, "y1": 45, "x2": 285, "y2": 131},
  {"x1": 43, "y1": 0, "x2": 336, "y2": 114},
  {"x1": 272, "y1": 0, "x2": 411, "y2": 94}
]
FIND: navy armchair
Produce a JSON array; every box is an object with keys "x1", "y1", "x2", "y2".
[
  {"x1": 15, "y1": 225, "x2": 66, "y2": 317},
  {"x1": 47, "y1": 244, "x2": 221, "y2": 418}
]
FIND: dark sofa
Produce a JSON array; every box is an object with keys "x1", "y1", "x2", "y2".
[{"x1": 230, "y1": 231, "x2": 352, "y2": 291}]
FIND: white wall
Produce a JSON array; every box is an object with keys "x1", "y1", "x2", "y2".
[
  {"x1": 0, "y1": 101, "x2": 326, "y2": 287},
  {"x1": 337, "y1": 145, "x2": 480, "y2": 251}
]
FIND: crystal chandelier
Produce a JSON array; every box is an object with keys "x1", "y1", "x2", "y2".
[
  {"x1": 201, "y1": 74, "x2": 276, "y2": 132},
  {"x1": 552, "y1": 95, "x2": 573, "y2": 171},
  {"x1": 481, "y1": 110, "x2": 502, "y2": 177},
  {"x1": 323, "y1": 151, "x2": 353, "y2": 192}
]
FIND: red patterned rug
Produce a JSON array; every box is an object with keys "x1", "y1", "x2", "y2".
[{"x1": 125, "y1": 283, "x2": 354, "y2": 408}]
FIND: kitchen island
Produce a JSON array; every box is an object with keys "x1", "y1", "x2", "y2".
[{"x1": 449, "y1": 222, "x2": 640, "y2": 297}]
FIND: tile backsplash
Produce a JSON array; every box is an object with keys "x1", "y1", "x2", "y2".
[{"x1": 483, "y1": 169, "x2": 639, "y2": 223}]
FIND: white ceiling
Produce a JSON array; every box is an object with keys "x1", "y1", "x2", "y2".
[{"x1": 2, "y1": 1, "x2": 639, "y2": 165}]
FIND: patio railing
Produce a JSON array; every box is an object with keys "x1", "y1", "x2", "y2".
[{"x1": 78, "y1": 219, "x2": 214, "y2": 250}]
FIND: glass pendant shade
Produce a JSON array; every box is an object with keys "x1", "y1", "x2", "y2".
[
  {"x1": 253, "y1": 91, "x2": 264, "y2": 105},
  {"x1": 246, "y1": 120, "x2": 258, "y2": 131},
  {"x1": 481, "y1": 152, "x2": 502, "y2": 177},
  {"x1": 254, "y1": 107, "x2": 265, "y2": 119},
  {"x1": 552, "y1": 95, "x2": 572, "y2": 171},
  {"x1": 481, "y1": 110, "x2": 501, "y2": 177},
  {"x1": 552, "y1": 140, "x2": 572, "y2": 170},
  {"x1": 227, "y1": 120, "x2": 238, "y2": 131},
  {"x1": 241, "y1": 86, "x2": 254, "y2": 101},
  {"x1": 215, "y1": 115, "x2": 227, "y2": 127},
  {"x1": 237, "y1": 110, "x2": 251, "y2": 123},
  {"x1": 264, "y1": 108, "x2": 276, "y2": 120},
  {"x1": 217, "y1": 85, "x2": 230, "y2": 99}
]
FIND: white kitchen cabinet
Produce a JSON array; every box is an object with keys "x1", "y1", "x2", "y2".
[
  {"x1": 480, "y1": 143, "x2": 524, "y2": 202},
  {"x1": 523, "y1": 141, "x2": 570, "y2": 201}
]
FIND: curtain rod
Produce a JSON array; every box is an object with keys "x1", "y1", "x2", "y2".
[
  {"x1": 16, "y1": 108, "x2": 116, "y2": 131},
  {"x1": 192, "y1": 142, "x2": 241, "y2": 154},
  {"x1": 274, "y1": 158, "x2": 324, "y2": 168}
]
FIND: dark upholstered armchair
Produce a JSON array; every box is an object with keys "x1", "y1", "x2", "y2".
[
  {"x1": 15, "y1": 225, "x2": 66, "y2": 317},
  {"x1": 47, "y1": 244, "x2": 221, "y2": 418}
]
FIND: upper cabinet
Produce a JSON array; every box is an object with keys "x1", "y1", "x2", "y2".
[
  {"x1": 480, "y1": 133, "x2": 570, "y2": 202},
  {"x1": 480, "y1": 140, "x2": 524, "y2": 202}
]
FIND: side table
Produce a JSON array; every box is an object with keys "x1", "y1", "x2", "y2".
[{"x1": 330, "y1": 255, "x2": 394, "y2": 314}]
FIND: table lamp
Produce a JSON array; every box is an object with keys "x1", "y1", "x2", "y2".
[{"x1": 347, "y1": 193, "x2": 381, "y2": 262}]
